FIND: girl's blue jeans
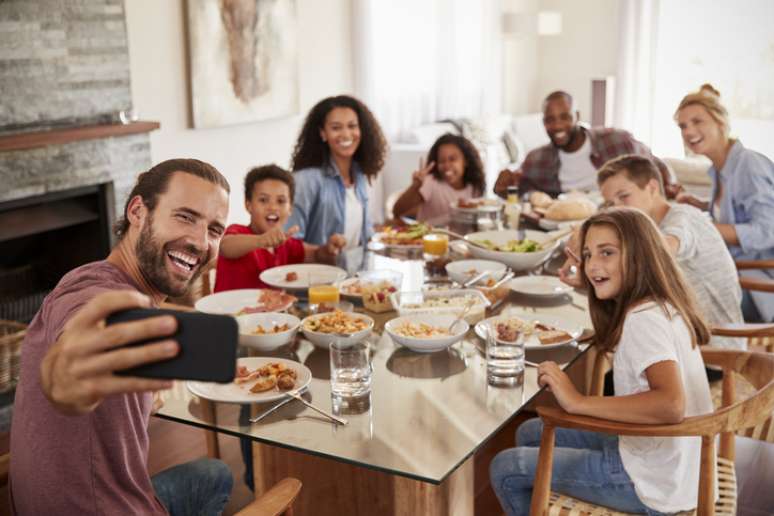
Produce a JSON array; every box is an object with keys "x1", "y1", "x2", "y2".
[{"x1": 490, "y1": 418, "x2": 669, "y2": 516}]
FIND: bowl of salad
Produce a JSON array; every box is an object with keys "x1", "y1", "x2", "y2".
[{"x1": 464, "y1": 229, "x2": 559, "y2": 271}]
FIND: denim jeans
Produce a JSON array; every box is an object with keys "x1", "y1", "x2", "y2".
[
  {"x1": 152, "y1": 457, "x2": 233, "y2": 516},
  {"x1": 490, "y1": 418, "x2": 669, "y2": 516}
]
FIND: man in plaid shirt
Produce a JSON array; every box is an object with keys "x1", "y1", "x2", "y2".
[{"x1": 495, "y1": 91, "x2": 680, "y2": 199}]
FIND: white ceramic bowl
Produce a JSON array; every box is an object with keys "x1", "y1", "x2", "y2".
[
  {"x1": 300, "y1": 312, "x2": 374, "y2": 349},
  {"x1": 464, "y1": 229, "x2": 559, "y2": 271},
  {"x1": 385, "y1": 314, "x2": 469, "y2": 353},
  {"x1": 236, "y1": 312, "x2": 300, "y2": 351},
  {"x1": 445, "y1": 259, "x2": 507, "y2": 285}
]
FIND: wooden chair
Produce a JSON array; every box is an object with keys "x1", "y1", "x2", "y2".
[
  {"x1": 735, "y1": 259, "x2": 774, "y2": 352},
  {"x1": 234, "y1": 477, "x2": 302, "y2": 516},
  {"x1": 529, "y1": 346, "x2": 774, "y2": 516}
]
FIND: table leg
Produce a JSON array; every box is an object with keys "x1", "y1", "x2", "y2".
[
  {"x1": 252, "y1": 442, "x2": 474, "y2": 516},
  {"x1": 200, "y1": 398, "x2": 221, "y2": 459}
]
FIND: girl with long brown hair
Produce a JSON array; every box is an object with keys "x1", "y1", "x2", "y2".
[{"x1": 491, "y1": 208, "x2": 714, "y2": 515}]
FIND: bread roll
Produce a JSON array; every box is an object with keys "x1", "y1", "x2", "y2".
[
  {"x1": 529, "y1": 191, "x2": 553, "y2": 209},
  {"x1": 544, "y1": 198, "x2": 596, "y2": 221}
]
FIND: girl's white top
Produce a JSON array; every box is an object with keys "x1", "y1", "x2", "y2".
[{"x1": 613, "y1": 301, "x2": 715, "y2": 513}]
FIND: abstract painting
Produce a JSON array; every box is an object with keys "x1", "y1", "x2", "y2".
[{"x1": 187, "y1": 0, "x2": 298, "y2": 128}]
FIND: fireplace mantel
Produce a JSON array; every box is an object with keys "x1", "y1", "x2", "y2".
[{"x1": 0, "y1": 121, "x2": 160, "y2": 152}]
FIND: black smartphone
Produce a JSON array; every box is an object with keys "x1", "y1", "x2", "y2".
[{"x1": 107, "y1": 308, "x2": 237, "y2": 383}]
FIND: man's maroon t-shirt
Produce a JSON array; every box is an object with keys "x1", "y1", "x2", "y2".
[{"x1": 10, "y1": 261, "x2": 168, "y2": 515}]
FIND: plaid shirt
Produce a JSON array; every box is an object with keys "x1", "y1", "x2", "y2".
[{"x1": 519, "y1": 127, "x2": 674, "y2": 197}]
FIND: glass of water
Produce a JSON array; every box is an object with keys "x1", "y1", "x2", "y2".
[
  {"x1": 330, "y1": 340, "x2": 372, "y2": 397},
  {"x1": 485, "y1": 322, "x2": 525, "y2": 387}
]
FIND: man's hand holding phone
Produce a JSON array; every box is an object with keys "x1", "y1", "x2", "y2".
[{"x1": 41, "y1": 290, "x2": 179, "y2": 415}]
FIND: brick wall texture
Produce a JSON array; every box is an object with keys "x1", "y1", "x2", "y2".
[
  {"x1": 0, "y1": 0, "x2": 131, "y2": 130},
  {"x1": 0, "y1": 0, "x2": 150, "y2": 216}
]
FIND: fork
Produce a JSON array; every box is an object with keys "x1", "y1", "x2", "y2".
[
  {"x1": 249, "y1": 396, "x2": 295, "y2": 423},
  {"x1": 285, "y1": 391, "x2": 348, "y2": 425}
]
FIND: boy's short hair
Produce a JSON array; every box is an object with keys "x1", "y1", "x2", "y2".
[
  {"x1": 597, "y1": 154, "x2": 664, "y2": 196},
  {"x1": 244, "y1": 164, "x2": 295, "y2": 202}
]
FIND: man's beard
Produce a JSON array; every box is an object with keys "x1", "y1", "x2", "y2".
[
  {"x1": 551, "y1": 126, "x2": 581, "y2": 151},
  {"x1": 135, "y1": 216, "x2": 207, "y2": 298}
]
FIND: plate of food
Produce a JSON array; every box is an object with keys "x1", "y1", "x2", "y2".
[
  {"x1": 236, "y1": 312, "x2": 301, "y2": 351},
  {"x1": 450, "y1": 197, "x2": 504, "y2": 213},
  {"x1": 300, "y1": 310, "x2": 374, "y2": 349},
  {"x1": 464, "y1": 230, "x2": 560, "y2": 271},
  {"x1": 195, "y1": 289, "x2": 297, "y2": 315},
  {"x1": 508, "y1": 275, "x2": 573, "y2": 298},
  {"x1": 187, "y1": 357, "x2": 312, "y2": 403},
  {"x1": 259, "y1": 264, "x2": 348, "y2": 291},
  {"x1": 385, "y1": 314, "x2": 469, "y2": 353},
  {"x1": 474, "y1": 313, "x2": 583, "y2": 350},
  {"x1": 372, "y1": 222, "x2": 431, "y2": 248}
]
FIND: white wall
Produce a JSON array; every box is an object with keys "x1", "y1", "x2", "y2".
[
  {"x1": 503, "y1": 0, "x2": 619, "y2": 118},
  {"x1": 536, "y1": 0, "x2": 618, "y2": 119},
  {"x1": 124, "y1": 0, "x2": 354, "y2": 225}
]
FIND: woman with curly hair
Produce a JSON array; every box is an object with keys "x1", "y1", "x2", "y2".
[
  {"x1": 392, "y1": 133, "x2": 486, "y2": 226},
  {"x1": 674, "y1": 84, "x2": 774, "y2": 322},
  {"x1": 286, "y1": 95, "x2": 387, "y2": 249}
]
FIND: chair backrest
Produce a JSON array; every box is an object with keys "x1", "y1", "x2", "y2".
[{"x1": 701, "y1": 348, "x2": 774, "y2": 457}]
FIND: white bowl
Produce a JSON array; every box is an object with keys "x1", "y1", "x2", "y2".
[
  {"x1": 236, "y1": 312, "x2": 300, "y2": 351},
  {"x1": 385, "y1": 314, "x2": 469, "y2": 353},
  {"x1": 464, "y1": 229, "x2": 559, "y2": 271},
  {"x1": 445, "y1": 259, "x2": 507, "y2": 285},
  {"x1": 300, "y1": 312, "x2": 374, "y2": 349}
]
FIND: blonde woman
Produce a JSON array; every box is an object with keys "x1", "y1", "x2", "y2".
[{"x1": 675, "y1": 84, "x2": 774, "y2": 322}]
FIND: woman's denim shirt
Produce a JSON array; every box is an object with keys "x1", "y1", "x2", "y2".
[{"x1": 286, "y1": 159, "x2": 373, "y2": 247}]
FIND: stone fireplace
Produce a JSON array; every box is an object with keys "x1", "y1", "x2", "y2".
[{"x1": 0, "y1": 0, "x2": 158, "y2": 322}]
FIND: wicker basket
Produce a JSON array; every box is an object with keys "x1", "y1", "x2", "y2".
[{"x1": 0, "y1": 320, "x2": 26, "y2": 393}]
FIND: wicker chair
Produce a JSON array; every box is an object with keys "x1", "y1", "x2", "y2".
[{"x1": 529, "y1": 345, "x2": 774, "y2": 516}]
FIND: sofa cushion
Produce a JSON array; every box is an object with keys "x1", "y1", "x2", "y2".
[
  {"x1": 402, "y1": 122, "x2": 457, "y2": 146},
  {"x1": 662, "y1": 156, "x2": 712, "y2": 186}
]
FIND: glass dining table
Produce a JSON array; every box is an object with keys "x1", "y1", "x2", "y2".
[{"x1": 156, "y1": 246, "x2": 593, "y2": 516}]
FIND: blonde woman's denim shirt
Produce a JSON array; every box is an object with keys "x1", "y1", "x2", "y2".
[
  {"x1": 286, "y1": 160, "x2": 373, "y2": 247},
  {"x1": 709, "y1": 140, "x2": 774, "y2": 320}
]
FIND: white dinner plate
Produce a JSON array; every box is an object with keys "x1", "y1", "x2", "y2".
[
  {"x1": 449, "y1": 197, "x2": 504, "y2": 213},
  {"x1": 538, "y1": 218, "x2": 585, "y2": 231},
  {"x1": 259, "y1": 264, "x2": 348, "y2": 291},
  {"x1": 509, "y1": 275, "x2": 573, "y2": 298},
  {"x1": 187, "y1": 357, "x2": 312, "y2": 404},
  {"x1": 474, "y1": 313, "x2": 583, "y2": 350},
  {"x1": 194, "y1": 289, "x2": 295, "y2": 315},
  {"x1": 370, "y1": 232, "x2": 424, "y2": 250}
]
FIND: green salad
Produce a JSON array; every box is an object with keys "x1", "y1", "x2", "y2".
[{"x1": 474, "y1": 238, "x2": 540, "y2": 253}]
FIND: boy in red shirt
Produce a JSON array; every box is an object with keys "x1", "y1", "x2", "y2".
[{"x1": 214, "y1": 165, "x2": 345, "y2": 292}]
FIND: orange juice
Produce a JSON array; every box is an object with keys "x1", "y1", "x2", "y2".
[
  {"x1": 308, "y1": 285, "x2": 340, "y2": 305},
  {"x1": 422, "y1": 234, "x2": 449, "y2": 256}
]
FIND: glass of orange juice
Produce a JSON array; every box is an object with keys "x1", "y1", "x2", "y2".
[
  {"x1": 308, "y1": 272, "x2": 341, "y2": 313},
  {"x1": 423, "y1": 233, "x2": 449, "y2": 256},
  {"x1": 422, "y1": 233, "x2": 449, "y2": 277}
]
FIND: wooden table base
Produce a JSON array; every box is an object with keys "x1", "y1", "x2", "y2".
[{"x1": 252, "y1": 444, "x2": 474, "y2": 516}]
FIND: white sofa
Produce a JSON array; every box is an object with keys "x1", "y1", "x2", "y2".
[{"x1": 378, "y1": 113, "x2": 550, "y2": 219}]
